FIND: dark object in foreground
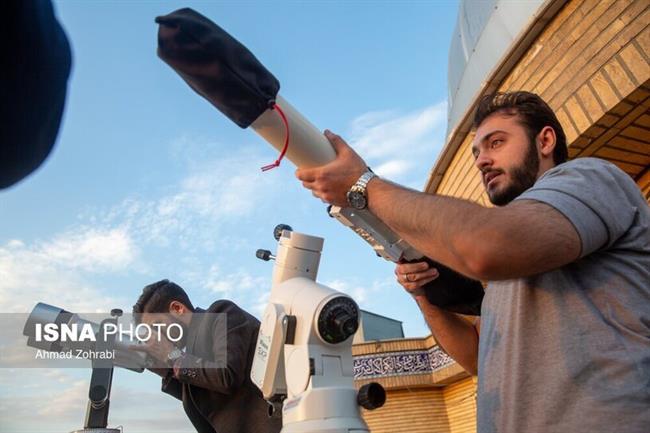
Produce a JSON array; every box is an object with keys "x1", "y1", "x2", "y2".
[{"x1": 2, "y1": 0, "x2": 72, "y2": 189}]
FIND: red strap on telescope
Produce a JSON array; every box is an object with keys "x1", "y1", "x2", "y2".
[{"x1": 261, "y1": 103, "x2": 290, "y2": 171}]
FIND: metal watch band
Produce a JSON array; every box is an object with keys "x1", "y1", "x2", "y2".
[
  {"x1": 350, "y1": 169, "x2": 375, "y2": 194},
  {"x1": 167, "y1": 348, "x2": 184, "y2": 365},
  {"x1": 355, "y1": 170, "x2": 376, "y2": 191}
]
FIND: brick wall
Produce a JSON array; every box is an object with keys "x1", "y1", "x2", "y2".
[{"x1": 434, "y1": 0, "x2": 650, "y2": 203}]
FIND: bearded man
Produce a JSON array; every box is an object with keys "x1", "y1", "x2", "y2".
[{"x1": 296, "y1": 91, "x2": 650, "y2": 433}]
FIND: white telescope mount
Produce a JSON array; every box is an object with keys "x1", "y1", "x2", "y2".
[{"x1": 251, "y1": 224, "x2": 385, "y2": 433}]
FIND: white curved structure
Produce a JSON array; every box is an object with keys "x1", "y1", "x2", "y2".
[
  {"x1": 447, "y1": 0, "x2": 549, "y2": 136},
  {"x1": 428, "y1": 0, "x2": 567, "y2": 192}
]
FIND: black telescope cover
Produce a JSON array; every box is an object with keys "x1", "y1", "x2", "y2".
[{"x1": 155, "y1": 8, "x2": 280, "y2": 128}]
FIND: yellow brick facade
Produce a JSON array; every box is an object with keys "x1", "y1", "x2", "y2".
[
  {"x1": 428, "y1": 0, "x2": 650, "y2": 202},
  {"x1": 353, "y1": 336, "x2": 477, "y2": 433}
]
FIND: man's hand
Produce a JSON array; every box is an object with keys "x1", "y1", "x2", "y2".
[
  {"x1": 295, "y1": 130, "x2": 367, "y2": 207},
  {"x1": 396, "y1": 260, "x2": 479, "y2": 375},
  {"x1": 395, "y1": 261, "x2": 439, "y2": 299},
  {"x1": 132, "y1": 336, "x2": 175, "y2": 368}
]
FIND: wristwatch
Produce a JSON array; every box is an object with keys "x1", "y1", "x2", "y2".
[
  {"x1": 166, "y1": 347, "x2": 184, "y2": 366},
  {"x1": 346, "y1": 169, "x2": 376, "y2": 210}
]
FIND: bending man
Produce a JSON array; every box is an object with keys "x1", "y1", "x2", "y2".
[{"x1": 133, "y1": 279, "x2": 281, "y2": 433}]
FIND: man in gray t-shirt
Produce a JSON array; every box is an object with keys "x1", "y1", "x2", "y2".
[
  {"x1": 478, "y1": 157, "x2": 650, "y2": 432},
  {"x1": 296, "y1": 91, "x2": 649, "y2": 432}
]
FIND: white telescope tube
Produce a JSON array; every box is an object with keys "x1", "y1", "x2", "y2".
[
  {"x1": 251, "y1": 96, "x2": 420, "y2": 263},
  {"x1": 251, "y1": 95, "x2": 336, "y2": 168}
]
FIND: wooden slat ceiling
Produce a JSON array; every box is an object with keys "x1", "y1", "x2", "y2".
[{"x1": 570, "y1": 85, "x2": 650, "y2": 183}]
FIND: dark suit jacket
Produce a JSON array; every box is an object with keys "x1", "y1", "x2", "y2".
[{"x1": 161, "y1": 300, "x2": 281, "y2": 433}]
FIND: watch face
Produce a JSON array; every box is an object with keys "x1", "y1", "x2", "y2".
[{"x1": 347, "y1": 190, "x2": 367, "y2": 209}]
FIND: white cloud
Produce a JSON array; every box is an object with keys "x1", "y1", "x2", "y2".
[
  {"x1": 349, "y1": 102, "x2": 446, "y2": 159},
  {"x1": 41, "y1": 228, "x2": 136, "y2": 272},
  {"x1": 0, "y1": 231, "x2": 131, "y2": 313},
  {"x1": 0, "y1": 370, "x2": 86, "y2": 430},
  {"x1": 0, "y1": 139, "x2": 286, "y2": 314},
  {"x1": 180, "y1": 263, "x2": 271, "y2": 318},
  {"x1": 373, "y1": 160, "x2": 414, "y2": 178},
  {"x1": 104, "y1": 144, "x2": 281, "y2": 250},
  {"x1": 346, "y1": 102, "x2": 447, "y2": 185},
  {"x1": 0, "y1": 369, "x2": 195, "y2": 433},
  {"x1": 203, "y1": 267, "x2": 267, "y2": 294},
  {"x1": 37, "y1": 379, "x2": 88, "y2": 417}
]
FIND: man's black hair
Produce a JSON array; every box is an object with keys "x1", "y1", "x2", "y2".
[
  {"x1": 473, "y1": 91, "x2": 568, "y2": 165},
  {"x1": 133, "y1": 279, "x2": 195, "y2": 317}
]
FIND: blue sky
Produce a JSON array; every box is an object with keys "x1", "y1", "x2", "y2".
[{"x1": 1, "y1": 1, "x2": 458, "y2": 431}]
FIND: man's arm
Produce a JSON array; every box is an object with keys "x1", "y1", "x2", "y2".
[
  {"x1": 417, "y1": 299, "x2": 479, "y2": 375},
  {"x1": 368, "y1": 179, "x2": 581, "y2": 280},
  {"x1": 296, "y1": 132, "x2": 581, "y2": 281}
]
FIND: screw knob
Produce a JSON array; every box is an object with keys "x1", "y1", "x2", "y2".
[
  {"x1": 273, "y1": 224, "x2": 293, "y2": 241},
  {"x1": 256, "y1": 249, "x2": 274, "y2": 261},
  {"x1": 357, "y1": 382, "x2": 386, "y2": 410}
]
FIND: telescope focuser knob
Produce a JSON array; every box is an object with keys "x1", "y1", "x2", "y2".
[
  {"x1": 256, "y1": 249, "x2": 275, "y2": 261},
  {"x1": 357, "y1": 382, "x2": 386, "y2": 410}
]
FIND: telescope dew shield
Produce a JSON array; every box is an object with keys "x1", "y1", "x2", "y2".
[
  {"x1": 22, "y1": 302, "x2": 74, "y2": 351},
  {"x1": 23, "y1": 303, "x2": 148, "y2": 372},
  {"x1": 156, "y1": 8, "x2": 279, "y2": 129},
  {"x1": 155, "y1": 8, "x2": 336, "y2": 168}
]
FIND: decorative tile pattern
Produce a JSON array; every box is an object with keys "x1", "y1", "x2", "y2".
[{"x1": 353, "y1": 346, "x2": 455, "y2": 379}]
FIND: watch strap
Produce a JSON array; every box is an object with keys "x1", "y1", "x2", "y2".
[
  {"x1": 167, "y1": 348, "x2": 184, "y2": 366},
  {"x1": 351, "y1": 169, "x2": 376, "y2": 193}
]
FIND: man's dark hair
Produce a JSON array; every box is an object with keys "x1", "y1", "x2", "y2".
[
  {"x1": 473, "y1": 91, "x2": 568, "y2": 165},
  {"x1": 133, "y1": 279, "x2": 194, "y2": 317}
]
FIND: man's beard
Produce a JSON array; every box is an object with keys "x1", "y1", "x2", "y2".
[{"x1": 488, "y1": 143, "x2": 539, "y2": 206}]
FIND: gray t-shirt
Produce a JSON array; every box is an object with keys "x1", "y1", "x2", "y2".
[{"x1": 477, "y1": 157, "x2": 650, "y2": 433}]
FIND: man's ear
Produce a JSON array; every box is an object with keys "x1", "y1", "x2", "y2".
[
  {"x1": 537, "y1": 126, "x2": 557, "y2": 159},
  {"x1": 169, "y1": 300, "x2": 186, "y2": 315}
]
